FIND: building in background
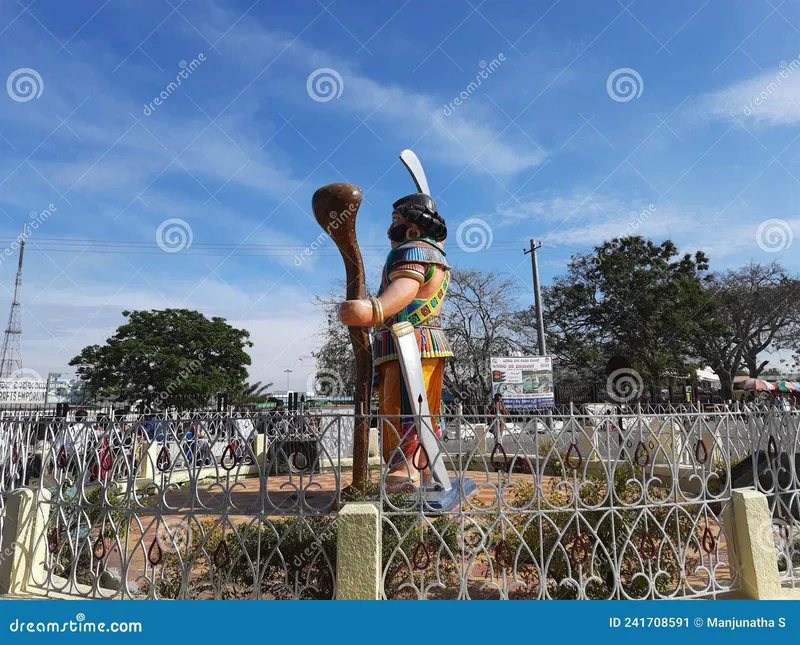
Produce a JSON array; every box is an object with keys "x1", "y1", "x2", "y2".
[{"x1": 695, "y1": 367, "x2": 721, "y2": 389}]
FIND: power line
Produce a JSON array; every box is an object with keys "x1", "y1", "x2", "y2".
[
  {"x1": 0, "y1": 236, "x2": 532, "y2": 249},
  {"x1": 0, "y1": 236, "x2": 580, "y2": 257},
  {"x1": 545, "y1": 241, "x2": 595, "y2": 253}
]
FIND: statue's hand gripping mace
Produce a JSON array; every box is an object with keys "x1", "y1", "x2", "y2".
[{"x1": 312, "y1": 183, "x2": 372, "y2": 491}]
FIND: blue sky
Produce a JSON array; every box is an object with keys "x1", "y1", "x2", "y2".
[{"x1": 0, "y1": 0, "x2": 798, "y2": 389}]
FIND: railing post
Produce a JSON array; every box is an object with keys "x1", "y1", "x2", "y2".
[
  {"x1": 0, "y1": 487, "x2": 48, "y2": 595},
  {"x1": 474, "y1": 423, "x2": 490, "y2": 452},
  {"x1": 368, "y1": 428, "x2": 379, "y2": 458},
  {"x1": 336, "y1": 502, "x2": 381, "y2": 599},
  {"x1": 723, "y1": 488, "x2": 782, "y2": 599},
  {"x1": 139, "y1": 438, "x2": 160, "y2": 481},
  {"x1": 252, "y1": 434, "x2": 270, "y2": 468}
]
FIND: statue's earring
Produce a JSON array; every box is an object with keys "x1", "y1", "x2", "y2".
[{"x1": 406, "y1": 226, "x2": 421, "y2": 240}]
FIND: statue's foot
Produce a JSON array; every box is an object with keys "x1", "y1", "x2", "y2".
[{"x1": 384, "y1": 472, "x2": 419, "y2": 493}]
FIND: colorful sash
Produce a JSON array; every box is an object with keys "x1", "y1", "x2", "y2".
[{"x1": 405, "y1": 271, "x2": 449, "y2": 326}]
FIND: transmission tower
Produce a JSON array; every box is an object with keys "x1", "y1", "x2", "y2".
[{"x1": 0, "y1": 231, "x2": 25, "y2": 378}]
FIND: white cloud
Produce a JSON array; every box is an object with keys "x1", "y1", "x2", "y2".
[
  {"x1": 31, "y1": 108, "x2": 301, "y2": 204},
  {"x1": 698, "y1": 62, "x2": 800, "y2": 125},
  {"x1": 487, "y1": 191, "x2": 792, "y2": 263},
  {"x1": 342, "y1": 75, "x2": 547, "y2": 175},
  {"x1": 199, "y1": 3, "x2": 547, "y2": 176},
  {"x1": 496, "y1": 193, "x2": 638, "y2": 225},
  {"x1": 491, "y1": 192, "x2": 670, "y2": 246}
]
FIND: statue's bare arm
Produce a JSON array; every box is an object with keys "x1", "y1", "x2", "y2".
[{"x1": 338, "y1": 277, "x2": 420, "y2": 327}]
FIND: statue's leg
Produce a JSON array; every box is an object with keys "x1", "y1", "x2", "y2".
[
  {"x1": 379, "y1": 361, "x2": 421, "y2": 489},
  {"x1": 379, "y1": 357, "x2": 446, "y2": 491},
  {"x1": 419, "y1": 358, "x2": 445, "y2": 484}
]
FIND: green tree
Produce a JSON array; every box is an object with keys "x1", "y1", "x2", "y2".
[
  {"x1": 230, "y1": 380, "x2": 274, "y2": 406},
  {"x1": 69, "y1": 309, "x2": 253, "y2": 409},
  {"x1": 537, "y1": 237, "x2": 712, "y2": 385}
]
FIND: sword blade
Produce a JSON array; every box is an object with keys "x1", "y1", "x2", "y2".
[
  {"x1": 399, "y1": 149, "x2": 430, "y2": 195},
  {"x1": 391, "y1": 322, "x2": 451, "y2": 491}
]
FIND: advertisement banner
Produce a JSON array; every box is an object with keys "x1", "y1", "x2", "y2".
[
  {"x1": 490, "y1": 356, "x2": 554, "y2": 408},
  {"x1": 46, "y1": 376, "x2": 88, "y2": 404},
  {"x1": 0, "y1": 377, "x2": 47, "y2": 404}
]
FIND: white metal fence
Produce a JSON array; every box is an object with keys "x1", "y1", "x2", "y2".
[
  {"x1": 379, "y1": 406, "x2": 799, "y2": 599},
  {"x1": 0, "y1": 407, "x2": 797, "y2": 599},
  {"x1": 11, "y1": 413, "x2": 348, "y2": 599}
]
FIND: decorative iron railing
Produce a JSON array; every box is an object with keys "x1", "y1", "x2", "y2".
[
  {"x1": 0, "y1": 418, "x2": 40, "y2": 538},
  {"x1": 0, "y1": 407, "x2": 797, "y2": 599},
  {"x1": 25, "y1": 413, "x2": 346, "y2": 599},
  {"x1": 747, "y1": 409, "x2": 800, "y2": 587},
  {"x1": 379, "y1": 407, "x2": 748, "y2": 599}
]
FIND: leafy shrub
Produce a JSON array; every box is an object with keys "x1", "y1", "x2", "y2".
[
  {"x1": 381, "y1": 463, "x2": 710, "y2": 600},
  {"x1": 154, "y1": 516, "x2": 337, "y2": 599}
]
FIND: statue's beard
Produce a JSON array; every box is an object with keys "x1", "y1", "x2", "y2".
[{"x1": 388, "y1": 224, "x2": 409, "y2": 243}]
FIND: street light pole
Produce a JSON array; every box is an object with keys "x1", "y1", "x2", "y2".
[
  {"x1": 284, "y1": 369, "x2": 292, "y2": 391},
  {"x1": 523, "y1": 238, "x2": 547, "y2": 356}
]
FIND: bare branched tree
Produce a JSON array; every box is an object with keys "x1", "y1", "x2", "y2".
[
  {"x1": 312, "y1": 292, "x2": 358, "y2": 397},
  {"x1": 441, "y1": 268, "x2": 520, "y2": 404}
]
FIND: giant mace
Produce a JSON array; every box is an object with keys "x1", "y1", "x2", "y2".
[{"x1": 313, "y1": 150, "x2": 472, "y2": 504}]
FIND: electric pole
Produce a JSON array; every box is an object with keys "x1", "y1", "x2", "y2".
[{"x1": 523, "y1": 238, "x2": 547, "y2": 356}]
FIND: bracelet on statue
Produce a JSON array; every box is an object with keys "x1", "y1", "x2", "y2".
[{"x1": 370, "y1": 297, "x2": 384, "y2": 328}]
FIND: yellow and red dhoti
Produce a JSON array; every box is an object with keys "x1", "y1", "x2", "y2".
[{"x1": 378, "y1": 357, "x2": 445, "y2": 464}]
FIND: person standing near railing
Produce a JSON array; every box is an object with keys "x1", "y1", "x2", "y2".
[
  {"x1": 52, "y1": 409, "x2": 91, "y2": 479},
  {"x1": 488, "y1": 393, "x2": 508, "y2": 438},
  {"x1": 194, "y1": 419, "x2": 211, "y2": 466},
  {"x1": 144, "y1": 414, "x2": 165, "y2": 441},
  {"x1": 91, "y1": 415, "x2": 111, "y2": 482},
  {"x1": 232, "y1": 410, "x2": 255, "y2": 464}
]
